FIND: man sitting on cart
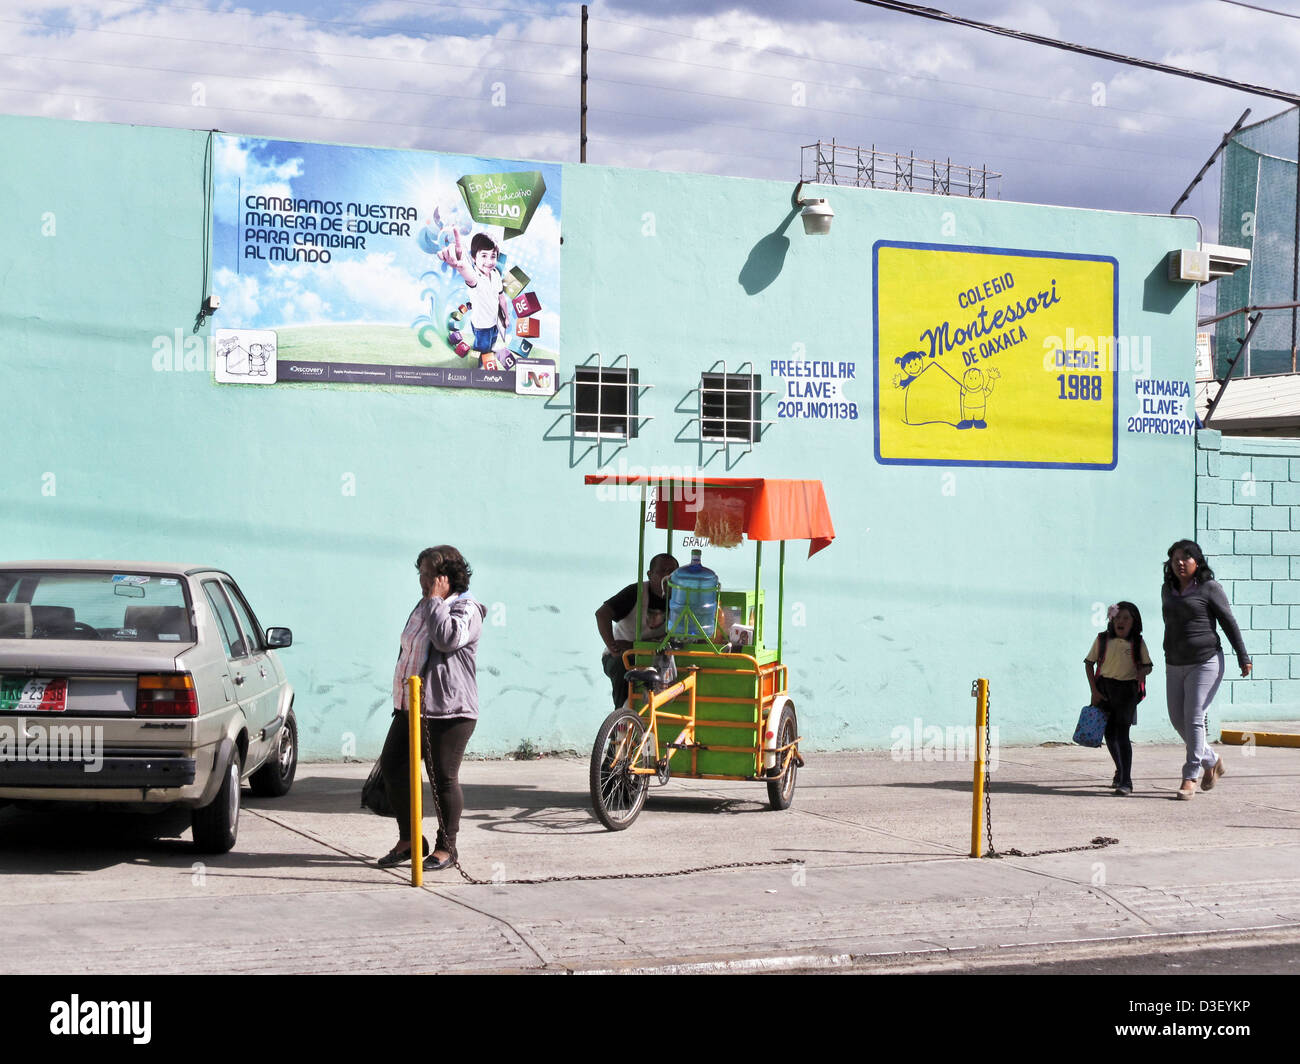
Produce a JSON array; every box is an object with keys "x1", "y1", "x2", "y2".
[{"x1": 595, "y1": 553, "x2": 678, "y2": 709}]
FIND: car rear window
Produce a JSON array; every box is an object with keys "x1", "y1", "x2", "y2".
[{"x1": 0, "y1": 571, "x2": 195, "y2": 642}]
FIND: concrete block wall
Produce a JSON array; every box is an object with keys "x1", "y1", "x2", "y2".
[{"x1": 1196, "y1": 429, "x2": 1300, "y2": 717}]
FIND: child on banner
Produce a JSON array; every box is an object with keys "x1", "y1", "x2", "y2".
[{"x1": 440, "y1": 228, "x2": 511, "y2": 370}]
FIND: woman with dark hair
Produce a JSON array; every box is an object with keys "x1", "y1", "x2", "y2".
[
  {"x1": 378, "y1": 545, "x2": 485, "y2": 869},
  {"x1": 1162, "y1": 539, "x2": 1251, "y2": 800}
]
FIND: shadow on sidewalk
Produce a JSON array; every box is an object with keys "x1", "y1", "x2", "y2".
[
  {"x1": 255, "y1": 776, "x2": 593, "y2": 816},
  {"x1": 879, "y1": 779, "x2": 1134, "y2": 798},
  {"x1": 0, "y1": 803, "x2": 371, "y2": 879}
]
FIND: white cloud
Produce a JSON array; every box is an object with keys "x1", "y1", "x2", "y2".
[
  {"x1": 0, "y1": 0, "x2": 1287, "y2": 218},
  {"x1": 213, "y1": 267, "x2": 261, "y2": 322}
]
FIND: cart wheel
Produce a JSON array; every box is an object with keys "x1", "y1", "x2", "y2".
[
  {"x1": 590, "y1": 710, "x2": 652, "y2": 830},
  {"x1": 766, "y1": 705, "x2": 799, "y2": 811}
]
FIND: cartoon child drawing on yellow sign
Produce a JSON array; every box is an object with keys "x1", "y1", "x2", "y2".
[
  {"x1": 894, "y1": 350, "x2": 1001, "y2": 429},
  {"x1": 958, "y1": 366, "x2": 1000, "y2": 429}
]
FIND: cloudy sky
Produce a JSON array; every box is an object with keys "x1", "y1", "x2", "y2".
[{"x1": 3, "y1": 0, "x2": 1296, "y2": 235}]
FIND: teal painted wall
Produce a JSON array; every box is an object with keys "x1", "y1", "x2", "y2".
[
  {"x1": 1, "y1": 115, "x2": 1202, "y2": 756},
  {"x1": 1195, "y1": 430, "x2": 1300, "y2": 718}
]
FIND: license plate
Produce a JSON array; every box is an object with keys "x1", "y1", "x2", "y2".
[{"x1": 0, "y1": 678, "x2": 68, "y2": 712}]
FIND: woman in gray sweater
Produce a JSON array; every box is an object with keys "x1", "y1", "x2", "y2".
[
  {"x1": 1162, "y1": 540, "x2": 1251, "y2": 800},
  {"x1": 377, "y1": 545, "x2": 485, "y2": 869}
]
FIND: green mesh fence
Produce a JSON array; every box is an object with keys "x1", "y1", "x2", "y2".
[{"x1": 1217, "y1": 107, "x2": 1299, "y2": 377}]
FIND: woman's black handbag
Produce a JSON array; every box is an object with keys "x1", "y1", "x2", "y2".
[{"x1": 361, "y1": 759, "x2": 394, "y2": 817}]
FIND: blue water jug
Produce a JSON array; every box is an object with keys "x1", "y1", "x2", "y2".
[{"x1": 667, "y1": 549, "x2": 719, "y2": 641}]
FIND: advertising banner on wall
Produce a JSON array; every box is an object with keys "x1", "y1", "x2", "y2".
[
  {"x1": 874, "y1": 242, "x2": 1118, "y2": 469},
  {"x1": 210, "y1": 135, "x2": 560, "y2": 395}
]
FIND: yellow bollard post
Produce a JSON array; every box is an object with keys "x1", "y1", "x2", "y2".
[
  {"x1": 970, "y1": 678, "x2": 988, "y2": 858},
  {"x1": 408, "y1": 675, "x2": 423, "y2": 887}
]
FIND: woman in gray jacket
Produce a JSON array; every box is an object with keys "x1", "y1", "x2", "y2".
[
  {"x1": 378, "y1": 545, "x2": 485, "y2": 869},
  {"x1": 1162, "y1": 540, "x2": 1251, "y2": 800}
]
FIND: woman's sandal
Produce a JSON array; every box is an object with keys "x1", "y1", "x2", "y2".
[
  {"x1": 377, "y1": 837, "x2": 431, "y2": 868},
  {"x1": 423, "y1": 849, "x2": 457, "y2": 871}
]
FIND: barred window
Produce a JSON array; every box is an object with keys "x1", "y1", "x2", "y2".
[
  {"x1": 701, "y1": 372, "x2": 761, "y2": 443},
  {"x1": 574, "y1": 365, "x2": 639, "y2": 439}
]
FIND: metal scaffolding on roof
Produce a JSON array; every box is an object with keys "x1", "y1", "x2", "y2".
[{"x1": 800, "y1": 140, "x2": 1001, "y2": 198}]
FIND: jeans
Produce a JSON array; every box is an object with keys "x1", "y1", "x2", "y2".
[
  {"x1": 602, "y1": 651, "x2": 628, "y2": 709},
  {"x1": 380, "y1": 711, "x2": 476, "y2": 853},
  {"x1": 1166, "y1": 651, "x2": 1224, "y2": 783}
]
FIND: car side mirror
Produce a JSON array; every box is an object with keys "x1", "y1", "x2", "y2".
[{"x1": 266, "y1": 627, "x2": 293, "y2": 649}]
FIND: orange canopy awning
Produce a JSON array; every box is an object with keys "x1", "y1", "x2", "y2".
[{"x1": 583, "y1": 476, "x2": 835, "y2": 557}]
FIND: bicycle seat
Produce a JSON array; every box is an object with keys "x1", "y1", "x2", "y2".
[{"x1": 623, "y1": 667, "x2": 661, "y2": 689}]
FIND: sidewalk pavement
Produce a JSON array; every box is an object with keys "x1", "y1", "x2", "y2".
[{"x1": 2, "y1": 729, "x2": 1299, "y2": 974}]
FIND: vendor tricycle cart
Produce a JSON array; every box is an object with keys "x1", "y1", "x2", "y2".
[{"x1": 584, "y1": 476, "x2": 835, "y2": 830}]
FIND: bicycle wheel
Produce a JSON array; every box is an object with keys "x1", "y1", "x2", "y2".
[
  {"x1": 766, "y1": 704, "x2": 798, "y2": 811},
  {"x1": 590, "y1": 709, "x2": 652, "y2": 830}
]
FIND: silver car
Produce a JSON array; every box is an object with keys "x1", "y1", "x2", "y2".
[{"x1": 0, "y1": 561, "x2": 297, "y2": 853}]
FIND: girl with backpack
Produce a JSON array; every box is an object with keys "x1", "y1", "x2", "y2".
[{"x1": 1085, "y1": 601, "x2": 1153, "y2": 796}]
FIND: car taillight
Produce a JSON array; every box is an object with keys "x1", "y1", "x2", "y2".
[{"x1": 136, "y1": 673, "x2": 198, "y2": 717}]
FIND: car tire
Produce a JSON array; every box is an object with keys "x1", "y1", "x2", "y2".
[
  {"x1": 250, "y1": 710, "x2": 297, "y2": 798},
  {"x1": 192, "y1": 749, "x2": 241, "y2": 854}
]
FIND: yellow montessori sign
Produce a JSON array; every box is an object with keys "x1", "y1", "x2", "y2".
[{"x1": 874, "y1": 242, "x2": 1117, "y2": 469}]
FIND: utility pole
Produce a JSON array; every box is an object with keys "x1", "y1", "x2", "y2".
[{"x1": 580, "y1": 5, "x2": 588, "y2": 163}]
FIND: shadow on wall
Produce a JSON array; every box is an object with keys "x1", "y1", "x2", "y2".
[
  {"x1": 738, "y1": 207, "x2": 801, "y2": 296},
  {"x1": 1143, "y1": 255, "x2": 1193, "y2": 315}
]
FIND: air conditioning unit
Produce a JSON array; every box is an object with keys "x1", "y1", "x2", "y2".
[
  {"x1": 1202, "y1": 242, "x2": 1251, "y2": 279},
  {"x1": 1167, "y1": 244, "x2": 1251, "y2": 284},
  {"x1": 1168, "y1": 249, "x2": 1210, "y2": 284}
]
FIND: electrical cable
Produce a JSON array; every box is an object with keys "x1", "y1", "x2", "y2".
[
  {"x1": 591, "y1": 13, "x2": 1231, "y2": 129},
  {"x1": 586, "y1": 74, "x2": 1203, "y2": 164},
  {"x1": 852, "y1": 0, "x2": 1300, "y2": 105},
  {"x1": 1216, "y1": 0, "x2": 1300, "y2": 18},
  {"x1": 586, "y1": 44, "x2": 1204, "y2": 146}
]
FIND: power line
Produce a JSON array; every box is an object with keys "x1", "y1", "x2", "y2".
[
  {"x1": 0, "y1": 5, "x2": 1234, "y2": 161},
  {"x1": 853, "y1": 0, "x2": 1300, "y2": 105},
  {"x1": 591, "y1": 13, "x2": 1229, "y2": 129},
  {"x1": 587, "y1": 43, "x2": 1206, "y2": 148},
  {"x1": 586, "y1": 74, "x2": 1202, "y2": 164},
  {"x1": 0, "y1": 10, "x2": 1210, "y2": 152},
  {"x1": 0, "y1": 29, "x2": 1206, "y2": 167},
  {"x1": 1216, "y1": 0, "x2": 1300, "y2": 18}
]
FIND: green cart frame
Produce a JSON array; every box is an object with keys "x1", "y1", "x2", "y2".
[{"x1": 584, "y1": 476, "x2": 835, "y2": 830}]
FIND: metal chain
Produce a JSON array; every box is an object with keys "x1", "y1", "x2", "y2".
[
  {"x1": 418, "y1": 710, "x2": 800, "y2": 885},
  {"x1": 444, "y1": 857, "x2": 801, "y2": 887},
  {"x1": 980, "y1": 679, "x2": 1118, "y2": 860},
  {"x1": 999, "y1": 837, "x2": 1119, "y2": 858},
  {"x1": 414, "y1": 700, "x2": 803, "y2": 886}
]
